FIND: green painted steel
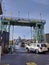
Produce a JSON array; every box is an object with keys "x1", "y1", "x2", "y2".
[
  {"x1": 33, "y1": 22, "x2": 45, "y2": 43},
  {"x1": 1, "y1": 19, "x2": 46, "y2": 43}
]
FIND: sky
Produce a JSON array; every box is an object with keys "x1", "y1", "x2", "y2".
[{"x1": 1, "y1": 0, "x2": 49, "y2": 39}]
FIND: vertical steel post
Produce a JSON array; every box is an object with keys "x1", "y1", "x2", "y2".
[
  {"x1": 0, "y1": 0, "x2": 2, "y2": 15},
  {"x1": 33, "y1": 22, "x2": 45, "y2": 43},
  {"x1": 31, "y1": 26, "x2": 32, "y2": 42},
  {"x1": 12, "y1": 25, "x2": 14, "y2": 45},
  {"x1": 8, "y1": 21, "x2": 10, "y2": 32}
]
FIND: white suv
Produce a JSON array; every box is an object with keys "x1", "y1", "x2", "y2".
[{"x1": 25, "y1": 43, "x2": 48, "y2": 53}]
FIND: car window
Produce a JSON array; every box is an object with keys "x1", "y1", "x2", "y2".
[
  {"x1": 37, "y1": 45, "x2": 40, "y2": 47},
  {"x1": 41, "y1": 44, "x2": 47, "y2": 47}
]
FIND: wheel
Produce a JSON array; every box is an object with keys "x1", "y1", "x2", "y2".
[
  {"x1": 26, "y1": 48, "x2": 30, "y2": 53},
  {"x1": 35, "y1": 49, "x2": 39, "y2": 54},
  {"x1": 48, "y1": 48, "x2": 49, "y2": 51}
]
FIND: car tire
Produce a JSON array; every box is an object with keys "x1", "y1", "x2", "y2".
[
  {"x1": 26, "y1": 48, "x2": 30, "y2": 53},
  {"x1": 35, "y1": 49, "x2": 39, "y2": 54}
]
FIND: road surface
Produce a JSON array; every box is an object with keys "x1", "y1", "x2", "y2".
[{"x1": 1, "y1": 52, "x2": 49, "y2": 65}]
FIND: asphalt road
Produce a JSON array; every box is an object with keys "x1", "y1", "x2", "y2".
[{"x1": 1, "y1": 52, "x2": 49, "y2": 65}]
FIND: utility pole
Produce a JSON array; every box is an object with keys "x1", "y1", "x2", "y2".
[
  {"x1": 23, "y1": 35, "x2": 25, "y2": 39},
  {"x1": 18, "y1": 10, "x2": 20, "y2": 18},
  {"x1": 28, "y1": 11, "x2": 29, "y2": 19},
  {"x1": 40, "y1": 13, "x2": 42, "y2": 20},
  {"x1": 12, "y1": 25, "x2": 14, "y2": 45}
]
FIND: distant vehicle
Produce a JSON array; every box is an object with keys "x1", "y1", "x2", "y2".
[
  {"x1": 14, "y1": 41, "x2": 25, "y2": 48},
  {"x1": 13, "y1": 42, "x2": 26, "y2": 52},
  {"x1": 13, "y1": 42, "x2": 21, "y2": 50},
  {"x1": 25, "y1": 43, "x2": 48, "y2": 53}
]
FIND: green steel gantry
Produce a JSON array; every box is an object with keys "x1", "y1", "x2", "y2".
[
  {"x1": 0, "y1": 0, "x2": 46, "y2": 43},
  {"x1": 0, "y1": 18, "x2": 46, "y2": 43}
]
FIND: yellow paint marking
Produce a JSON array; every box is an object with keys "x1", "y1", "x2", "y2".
[{"x1": 26, "y1": 62, "x2": 37, "y2": 65}]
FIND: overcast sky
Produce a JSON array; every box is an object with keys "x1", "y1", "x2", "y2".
[{"x1": 2, "y1": 0, "x2": 49, "y2": 39}]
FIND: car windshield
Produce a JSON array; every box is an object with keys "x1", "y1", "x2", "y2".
[{"x1": 41, "y1": 44, "x2": 47, "y2": 47}]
